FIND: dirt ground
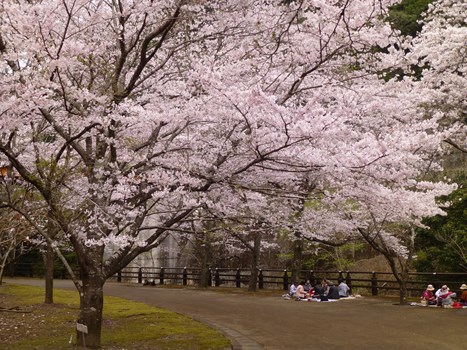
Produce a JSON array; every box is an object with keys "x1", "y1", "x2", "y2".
[
  {"x1": 0, "y1": 298, "x2": 84, "y2": 347},
  {"x1": 4, "y1": 278, "x2": 467, "y2": 350}
]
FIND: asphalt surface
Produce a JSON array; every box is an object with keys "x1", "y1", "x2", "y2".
[{"x1": 5, "y1": 278, "x2": 467, "y2": 350}]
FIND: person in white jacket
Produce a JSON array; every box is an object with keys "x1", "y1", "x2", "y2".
[
  {"x1": 435, "y1": 285, "x2": 456, "y2": 307},
  {"x1": 338, "y1": 281, "x2": 350, "y2": 298},
  {"x1": 289, "y1": 282, "x2": 298, "y2": 297}
]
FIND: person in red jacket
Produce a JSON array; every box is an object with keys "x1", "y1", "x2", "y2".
[
  {"x1": 459, "y1": 284, "x2": 467, "y2": 306},
  {"x1": 421, "y1": 284, "x2": 436, "y2": 305}
]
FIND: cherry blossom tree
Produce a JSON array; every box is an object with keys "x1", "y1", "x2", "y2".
[
  {"x1": 0, "y1": 164, "x2": 61, "y2": 301},
  {"x1": 405, "y1": 0, "x2": 466, "y2": 279},
  {"x1": 0, "y1": 210, "x2": 32, "y2": 285},
  {"x1": 408, "y1": 0, "x2": 466, "y2": 153},
  {"x1": 289, "y1": 0, "x2": 464, "y2": 303},
  {"x1": 0, "y1": 170, "x2": 37, "y2": 285},
  {"x1": 354, "y1": 182, "x2": 456, "y2": 304},
  {"x1": 0, "y1": 0, "x2": 457, "y2": 347}
]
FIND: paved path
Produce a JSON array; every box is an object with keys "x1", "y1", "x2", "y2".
[{"x1": 6, "y1": 279, "x2": 467, "y2": 350}]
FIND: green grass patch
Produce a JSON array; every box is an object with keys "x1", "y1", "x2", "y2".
[{"x1": 0, "y1": 284, "x2": 230, "y2": 349}]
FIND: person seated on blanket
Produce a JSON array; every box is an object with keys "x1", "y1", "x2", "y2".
[
  {"x1": 338, "y1": 281, "x2": 350, "y2": 298},
  {"x1": 312, "y1": 280, "x2": 325, "y2": 299},
  {"x1": 325, "y1": 280, "x2": 340, "y2": 299},
  {"x1": 303, "y1": 280, "x2": 315, "y2": 297},
  {"x1": 436, "y1": 285, "x2": 457, "y2": 307},
  {"x1": 322, "y1": 279, "x2": 329, "y2": 295},
  {"x1": 459, "y1": 284, "x2": 467, "y2": 306},
  {"x1": 294, "y1": 281, "x2": 308, "y2": 300},
  {"x1": 421, "y1": 284, "x2": 437, "y2": 305},
  {"x1": 304, "y1": 280, "x2": 313, "y2": 293},
  {"x1": 289, "y1": 281, "x2": 298, "y2": 297}
]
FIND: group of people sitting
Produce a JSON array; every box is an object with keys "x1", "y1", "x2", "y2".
[
  {"x1": 420, "y1": 283, "x2": 467, "y2": 308},
  {"x1": 288, "y1": 279, "x2": 350, "y2": 301}
]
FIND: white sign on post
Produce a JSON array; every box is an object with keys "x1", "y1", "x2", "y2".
[{"x1": 76, "y1": 322, "x2": 88, "y2": 334}]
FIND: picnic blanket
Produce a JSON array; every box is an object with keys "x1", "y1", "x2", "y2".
[
  {"x1": 409, "y1": 302, "x2": 466, "y2": 308},
  {"x1": 282, "y1": 294, "x2": 362, "y2": 301}
]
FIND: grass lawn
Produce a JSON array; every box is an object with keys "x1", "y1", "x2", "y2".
[{"x1": 0, "y1": 283, "x2": 231, "y2": 349}]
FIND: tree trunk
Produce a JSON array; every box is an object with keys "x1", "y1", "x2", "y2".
[
  {"x1": 0, "y1": 257, "x2": 7, "y2": 285},
  {"x1": 248, "y1": 233, "x2": 261, "y2": 292},
  {"x1": 398, "y1": 227, "x2": 415, "y2": 305},
  {"x1": 198, "y1": 236, "x2": 212, "y2": 288},
  {"x1": 44, "y1": 210, "x2": 60, "y2": 303},
  {"x1": 403, "y1": 227, "x2": 415, "y2": 304},
  {"x1": 44, "y1": 242, "x2": 54, "y2": 304},
  {"x1": 0, "y1": 241, "x2": 15, "y2": 285},
  {"x1": 248, "y1": 265, "x2": 258, "y2": 292},
  {"x1": 0, "y1": 234, "x2": 18, "y2": 285},
  {"x1": 291, "y1": 238, "x2": 303, "y2": 283},
  {"x1": 76, "y1": 274, "x2": 105, "y2": 349},
  {"x1": 199, "y1": 265, "x2": 210, "y2": 288},
  {"x1": 399, "y1": 277, "x2": 408, "y2": 305}
]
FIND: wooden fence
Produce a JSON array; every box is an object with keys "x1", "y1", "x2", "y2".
[
  {"x1": 113, "y1": 266, "x2": 467, "y2": 296},
  {"x1": 6, "y1": 262, "x2": 467, "y2": 296}
]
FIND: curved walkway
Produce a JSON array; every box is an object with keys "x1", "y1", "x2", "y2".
[{"x1": 6, "y1": 279, "x2": 467, "y2": 350}]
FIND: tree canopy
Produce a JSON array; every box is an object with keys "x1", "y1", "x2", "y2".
[{"x1": 0, "y1": 0, "x2": 463, "y2": 347}]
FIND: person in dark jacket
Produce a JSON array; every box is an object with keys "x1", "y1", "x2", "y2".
[
  {"x1": 313, "y1": 281, "x2": 324, "y2": 298},
  {"x1": 326, "y1": 280, "x2": 340, "y2": 299}
]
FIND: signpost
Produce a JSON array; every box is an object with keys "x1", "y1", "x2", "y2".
[{"x1": 76, "y1": 323, "x2": 88, "y2": 349}]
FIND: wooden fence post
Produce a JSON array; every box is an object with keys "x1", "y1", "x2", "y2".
[
  {"x1": 208, "y1": 268, "x2": 212, "y2": 287},
  {"x1": 309, "y1": 270, "x2": 315, "y2": 285},
  {"x1": 183, "y1": 267, "x2": 188, "y2": 286},
  {"x1": 346, "y1": 271, "x2": 352, "y2": 295},
  {"x1": 236, "y1": 269, "x2": 241, "y2": 288},
  {"x1": 283, "y1": 269, "x2": 289, "y2": 291},
  {"x1": 338, "y1": 271, "x2": 344, "y2": 284},
  {"x1": 371, "y1": 272, "x2": 378, "y2": 296},
  {"x1": 117, "y1": 270, "x2": 122, "y2": 283},
  {"x1": 258, "y1": 269, "x2": 264, "y2": 289},
  {"x1": 138, "y1": 267, "x2": 143, "y2": 284},
  {"x1": 215, "y1": 268, "x2": 221, "y2": 287},
  {"x1": 432, "y1": 272, "x2": 439, "y2": 290},
  {"x1": 159, "y1": 267, "x2": 165, "y2": 285}
]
